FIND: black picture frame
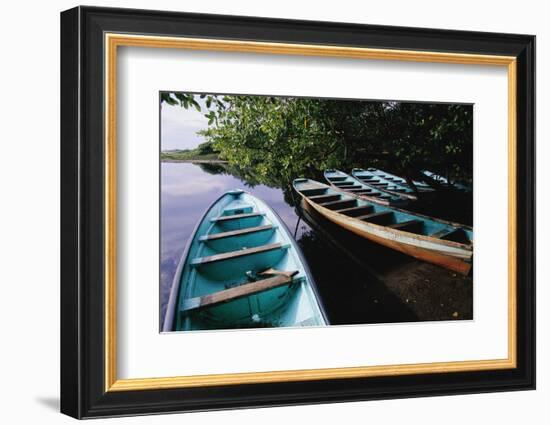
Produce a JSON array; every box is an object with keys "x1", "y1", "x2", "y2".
[{"x1": 61, "y1": 5, "x2": 535, "y2": 419}]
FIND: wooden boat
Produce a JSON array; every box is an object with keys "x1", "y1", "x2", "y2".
[
  {"x1": 366, "y1": 167, "x2": 434, "y2": 191},
  {"x1": 324, "y1": 169, "x2": 409, "y2": 207},
  {"x1": 422, "y1": 170, "x2": 472, "y2": 193},
  {"x1": 163, "y1": 189, "x2": 328, "y2": 332},
  {"x1": 352, "y1": 168, "x2": 434, "y2": 200},
  {"x1": 293, "y1": 179, "x2": 473, "y2": 274}
]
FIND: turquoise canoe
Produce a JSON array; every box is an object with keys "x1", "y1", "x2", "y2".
[
  {"x1": 293, "y1": 178, "x2": 473, "y2": 275},
  {"x1": 364, "y1": 167, "x2": 434, "y2": 191},
  {"x1": 352, "y1": 168, "x2": 433, "y2": 200},
  {"x1": 163, "y1": 189, "x2": 328, "y2": 332},
  {"x1": 324, "y1": 169, "x2": 409, "y2": 207}
]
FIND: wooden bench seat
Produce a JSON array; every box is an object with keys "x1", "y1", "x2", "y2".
[
  {"x1": 336, "y1": 205, "x2": 374, "y2": 217},
  {"x1": 181, "y1": 272, "x2": 297, "y2": 313},
  {"x1": 309, "y1": 194, "x2": 341, "y2": 203},
  {"x1": 200, "y1": 224, "x2": 274, "y2": 241},
  {"x1": 211, "y1": 212, "x2": 264, "y2": 222},
  {"x1": 191, "y1": 243, "x2": 288, "y2": 266},
  {"x1": 356, "y1": 210, "x2": 394, "y2": 223},
  {"x1": 320, "y1": 199, "x2": 357, "y2": 210}
]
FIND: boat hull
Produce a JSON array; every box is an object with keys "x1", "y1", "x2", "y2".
[
  {"x1": 307, "y1": 200, "x2": 472, "y2": 275},
  {"x1": 293, "y1": 179, "x2": 472, "y2": 275}
]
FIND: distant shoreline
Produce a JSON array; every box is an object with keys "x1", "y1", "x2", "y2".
[{"x1": 161, "y1": 159, "x2": 229, "y2": 164}]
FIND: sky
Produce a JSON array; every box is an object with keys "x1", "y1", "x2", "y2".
[{"x1": 160, "y1": 96, "x2": 210, "y2": 151}]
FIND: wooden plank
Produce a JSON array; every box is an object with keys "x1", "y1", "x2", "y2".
[
  {"x1": 388, "y1": 219, "x2": 423, "y2": 232},
  {"x1": 336, "y1": 205, "x2": 374, "y2": 217},
  {"x1": 356, "y1": 210, "x2": 394, "y2": 223},
  {"x1": 181, "y1": 274, "x2": 295, "y2": 312},
  {"x1": 300, "y1": 188, "x2": 326, "y2": 196},
  {"x1": 191, "y1": 243, "x2": 286, "y2": 266},
  {"x1": 211, "y1": 212, "x2": 264, "y2": 222},
  {"x1": 309, "y1": 194, "x2": 340, "y2": 203},
  {"x1": 259, "y1": 268, "x2": 299, "y2": 278},
  {"x1": 200, "y1": 224, "x2": 274, "y2": 241},
  {"x1": 320, "y1": 199, "x2": 357, "y2": 210}
]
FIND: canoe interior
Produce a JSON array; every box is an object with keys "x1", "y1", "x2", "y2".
[
  {"x1": 173, "y1": 190, "x2": 326, "y2": 331},
  {"x1": 324, "y1": 169, "x2": 409, "y2": 206},
  {"x1": 293, "y1": 179, "x2": 473, "y2": 245}
]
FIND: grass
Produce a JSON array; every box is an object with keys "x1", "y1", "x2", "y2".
[{"x1": 161, "y1": 148, "x2": 221, "y2": 161}]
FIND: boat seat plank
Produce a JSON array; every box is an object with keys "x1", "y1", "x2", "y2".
[
  {"x1": 211, "y1": 212, "x2": 264, "y2": 222},
  {"x1": 191, "y1": 243, "x2": 288, "y2": 266},
  {"x1": 200, "y1": 224, "x2": 274, "y2": 241},
  {"x1": 388, "y1": 219, "x2": 423, "y2": 232},
  {"x1": 320, "y1": 199, "x2": 357, "y2": 209},
  {"x1": 337, "y1": 205, "x2": 374, "y2": 216},
  {"x1": 356, "y1": 211, "x2": 394, "y2": 223},
  {"x1": 181, "y1": 273, "x2": 296, "y2": 313},
  {"x1": 309, "y1": 194, "x2": 340, "y2": 203}
]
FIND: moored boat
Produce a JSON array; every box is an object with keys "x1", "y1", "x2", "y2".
[
  {"x1": 352, "y1": 168, "x2": 434, "y2": 200},
  {"x1": 422, "y1": 170, "x2": 472, "y2": 193},
  {"x1": 163, "y1": 189, "x2": 328, "y2": 332},
  {"x1": 366, "y1": 167, "x2": 434, "y2": 191},
  {"x1": 293, "y1": 178, "x2": 473, "y2": 275},
  {"x1": 324, "y1": 169, "x2": 409, "y2": 207}
]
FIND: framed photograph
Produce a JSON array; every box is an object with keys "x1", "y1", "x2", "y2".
[{"x1": 60, "y1": 6, "x2": 535, "y2": 419}]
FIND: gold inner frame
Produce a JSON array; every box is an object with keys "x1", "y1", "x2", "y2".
[{"x1": 104, "y1": 33, "x2": 517, "y2": 392}]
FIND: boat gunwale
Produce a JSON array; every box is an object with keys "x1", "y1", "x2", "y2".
[
  {"x1": 293, "y1": 179, "x2": 473, "y2": 252},
  {"x1": 318, "y1": 178, "x2": 472, "y2": 231}
]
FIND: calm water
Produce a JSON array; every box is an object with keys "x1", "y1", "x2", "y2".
[{"x1": 160, "y1": 162, "x2": 472, "y2": 329}]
